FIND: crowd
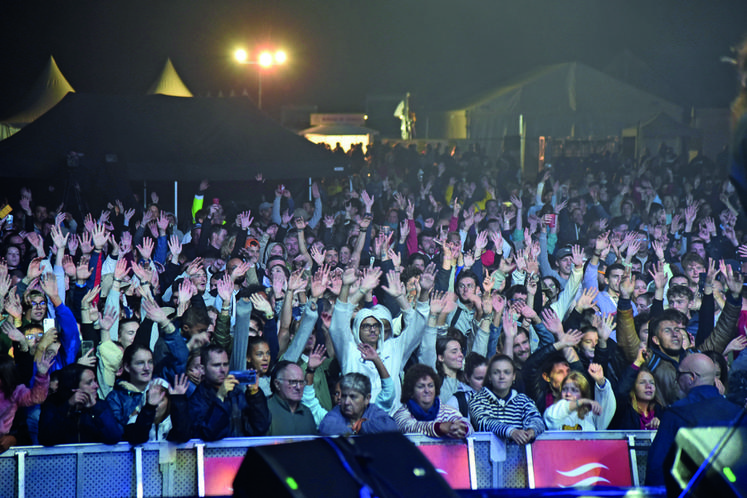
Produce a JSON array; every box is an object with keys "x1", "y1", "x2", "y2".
[{"x1": 1, "y1": 107, "x2": 747, "y2": 487}]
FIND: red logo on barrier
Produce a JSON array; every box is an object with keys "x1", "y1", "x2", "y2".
[
  {"x1": 417, "y1": 444, "x2": 471, "y2": 489},
  {"x1": 530, "y1": 439, "x2": 632, "y2": 487}
]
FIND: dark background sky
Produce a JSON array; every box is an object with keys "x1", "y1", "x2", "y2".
[{"x1": 1, "y1": 1, "x2": 746, "y2": 119}]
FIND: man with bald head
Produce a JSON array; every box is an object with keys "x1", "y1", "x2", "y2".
[{"x1": 645, "y1": 353, "x2": 744, "y2": 486}]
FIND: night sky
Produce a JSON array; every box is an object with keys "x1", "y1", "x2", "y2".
[{"x1": 1, "y1": 1, "x2": 746, "y2": 119}]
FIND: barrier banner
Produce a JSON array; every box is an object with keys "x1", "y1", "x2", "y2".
[
  {"x1": 530, "y1": 439, "x2": 632, "y2": 488},
  {"x1": 417, "y1": 443, "x2": 471, "y2": 489}
]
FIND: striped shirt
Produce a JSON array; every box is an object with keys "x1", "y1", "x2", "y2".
[{"x1": 468, "y1": 388, "x2": 546, "y2": 439}]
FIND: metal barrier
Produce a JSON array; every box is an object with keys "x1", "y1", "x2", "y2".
[{"x1": 0, "y1": 431, "x2": 656, "y2": 497}]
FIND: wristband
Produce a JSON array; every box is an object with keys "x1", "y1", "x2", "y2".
[{"x1": 306, "y1": 368, "x2": 316, "y2": 375}]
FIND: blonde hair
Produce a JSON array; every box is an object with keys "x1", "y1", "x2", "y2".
[{"x1": 562, "y1": 371, "x2": 592, "y2": 419}]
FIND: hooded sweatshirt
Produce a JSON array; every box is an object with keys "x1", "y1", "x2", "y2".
[{"x1": 330, "y1": 300, "x2": 428, "y2": 413}]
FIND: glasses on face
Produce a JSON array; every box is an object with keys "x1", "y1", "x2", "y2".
[
  {"x1": 279, "y1": 379, "x2": 304, "y2": 387},
  {"x1": 25, "y1": 333, "x2": 44, "y2": 341},
  {"x1": 29, "y1": 301, "x2": 47, "y2": 308},
  {"x1": 458, "y1": 282, "x2": 475, "y2": 290},
  {"x1": 676, "y1": 370, "x2": 700, "y2": 380},
  {"x1": 360, "y1": 323, "x2": 381, "y2": 332}
]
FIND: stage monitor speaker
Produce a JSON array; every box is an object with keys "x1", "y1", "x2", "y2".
[
  {"x1": 233, "y1": 432, "x2": 460, "y2": 498},
  {"x1": 669, "y1": 426, "x2": 747, "y2": 498}
]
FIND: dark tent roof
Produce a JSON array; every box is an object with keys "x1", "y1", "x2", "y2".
[
  {"x1": 0, "y1": 56, "x2": 75, "y2": 127},
  {"x1": 0, "y1": 93, "x2": 344, "y2": 181}
]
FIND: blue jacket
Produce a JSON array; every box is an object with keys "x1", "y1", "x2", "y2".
[
  {"x1": 39, "y1": 399, "x2": 122, "y2": 445},
  {"x1": 188, "y1": 382, "x2": 270, "y2": 441},
  {"x1": 645, "y1": 385, "x2": 745, "y2": 486},
  {"x1": 318, "y1": 404, "x2": 398, "y2": 436},
  {"x1": 105, "y1": 381, "x2": 146, "y2": 437}
]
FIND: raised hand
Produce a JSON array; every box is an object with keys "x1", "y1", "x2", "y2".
[
  {"x1": 575, "y1": 287, "x2": 599, "y2": 312},
  {"x1": 1, "y1": 321, "x2": 26, "y2": 346},
  {"x1": 141, "y1": 298, "x2": 170, "y2": 325},
  {"x1": 360, "y1": 191, "x2": 375, "y2": 212},
  {"x1": 99, "y1": 304, "x2": 119, "y2": 332},
  {"x1": 723, "y1": 336, "x2": 747, "y2": 357},
  {"x1": 35, "y1": 354, "x2": 55, "y2": 377},
  {"x1": 541, "y1": 307, "x2": 563, "y2": 336},
  {"x1": 557, "y1": 328, "x2": 583, "y2": 349},
  {"x1": 77, "y1": 348, "x2": 96, "y2": 367},
  {"x1": 131, "y1": 262, "x2": 154, "y2": 285},
  {"x1": 39, "y1": 272, "x2": 59, "y2": 299},
  {"x1": 83, "y1": 213, "x2": 96, "y2": 234},
  {"x1": 647, "y1": 261, "x2": 667, "y2": 291},
  {"x1": 619, "y1": 269, "x2": 635, "y2": 299},
  {"x1": 4, "y1": 292, "x2": 23, "y2": 320},
  {"x1": 109, "y1": 258, "x2": 128, "y2": 283},
  {"x1": 309, "y1": 245, "x2": 326, "y2": 266},
  {"x1": 167, "y1": 235, "x2": 182, "y2": 262},
  {"x1": 156, "y1": 213, "x2": 169, "y2": 234},
  {"x1": 359, "y1": 267, "x2": 382, "y2": 292},
  {"x1": 80, "y1": 232, "x2": 94, "y2": 255},
  {"x1": 287, "y1": 269, "x2": 308, "y2": 294},
  {"x1": 146, "y1": 385, "x2": 166, "y2": 407},
  {"x1": 50, "y1": 224, "x2": 69, "y2": 251},
  {"x1": 719, "y1": 259, "x2": 744, "y2": 296},
  {"x1": 136, "y1": 237, "x2": 155, "y2": 261},
  {"x1": 489, "y1": 231, "x2": 503, "y2": 253},
  {"x1": 294, "y1": 216, "x2": 307, "y2": 231},
  {"x1": 474, "y1": 230, "x2": 489, "y2": 253},
  {"x1": 429, "y1": 290, "x2": 449, "y2": 314},
  {"x1": 419, "y1": 262, "x2": 437, "y2": 293},
  {"x1": 358, "y1": 343, "x2": 380, "y2": 362},
  {"x1": 308, "y1": 344, "x2": 327, "y2": 370},
  {"x1": 323, "y1": 215, "x2": 335, "y2": 229},
  {"x1": 381, "y1": 269, "x2": 405, "y2": 298},
  {"x1": 170, "y1": 374, "x2": 190, "y2": 395},
  {"x1": 216, "y1": 274, "x2": 233, "y2": 303},
  {"x1": 123, "y1": 208, "x2": 136, "y2": 225},
  {"x1": 67, "y1": 234, "x2": 80, "y2": 256},
  {"x1": 588, "y1": 363, "x2": 605, "y2": 385},
  {"x1": 598, "y1": 313, "x2": 615, "y2": 341},
  {"x1": 249, "y1": 293, "x2": 274, "y2": 316},
  {"x1": 91, "y1": 223, "x2": 109, "y2": 251},
  {"x1": 185, "y1": 257, "x2": 204, "y2": 277},
  {"x1": 117, "y1": 231, "x2": 132, "y2": 256},
  {"x1": 311, "y1": 265, "x2": 331, "y2": 298},
  {"x1": 229, "y1": 261, "x2": 252, "y2": 283},
  {"x1": 571, "y1": 244, "x2": 584, "y2": 268}
]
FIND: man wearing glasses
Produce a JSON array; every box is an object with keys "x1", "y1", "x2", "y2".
[
  {"x1": 645, "y1": 353, "x2": 744, "y2": 486},
  {"x1": 266, "y1": 361, "x2": 317, "y2": 436}
]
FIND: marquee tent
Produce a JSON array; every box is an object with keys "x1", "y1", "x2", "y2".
[
  {"x1": 425, "y1": 62, "x2": 684, "y2": 156},
  {"x1": 146, "y1": 58, "x2": 193, "y2": 97},
  {"x1": 0, "y1": 56, "x2": 75, "y2": 139},
  {"x1": 0, "y1": 93, "x2": 345, "y2": 181},
  {"x1": 299, "y1": 123, "x2": 379, "y2": 152}
]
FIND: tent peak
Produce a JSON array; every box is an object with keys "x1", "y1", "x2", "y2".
[{"x1": 146, "y1": 58, "x2": 193, "y2": 97}]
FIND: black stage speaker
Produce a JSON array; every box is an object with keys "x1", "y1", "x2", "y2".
[
  {"x1": 668, "y1": 426, "x2": 747, "y2": 498},
  {"x1": 233, "y1": 433, "x2": 460, "y2": 498}
]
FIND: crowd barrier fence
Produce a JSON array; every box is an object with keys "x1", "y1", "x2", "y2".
[{"x1": 0, "y1": 430, "x2": 656, "y2": 497}]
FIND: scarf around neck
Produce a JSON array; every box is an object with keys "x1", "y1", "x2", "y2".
[{"x1": 406, "y1": 398, "x2": 440, "y2": 421}]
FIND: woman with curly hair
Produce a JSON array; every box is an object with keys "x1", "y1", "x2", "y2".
[{"x1": 393, "y1": 364, "x2": 471, "y2": 439}]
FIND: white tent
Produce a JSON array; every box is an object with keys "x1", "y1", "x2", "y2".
[{"x1": 299, "y1": 123, "x2": 378, "y2": 152}]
